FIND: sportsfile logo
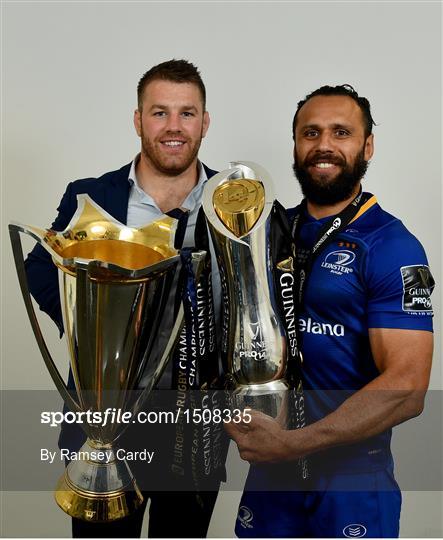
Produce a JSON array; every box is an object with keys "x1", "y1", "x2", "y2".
[{"x1": 321, "y1": 249, "x2": 356, "y2": 276}]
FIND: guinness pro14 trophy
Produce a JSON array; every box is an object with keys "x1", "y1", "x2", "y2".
[{"x1": 203, "y1": 162, "x2": 303, "y2": 424}]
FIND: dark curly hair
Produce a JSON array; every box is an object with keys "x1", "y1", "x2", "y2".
[{"x1": 292, "y1": 84, "x2": 375, "y2": 139}]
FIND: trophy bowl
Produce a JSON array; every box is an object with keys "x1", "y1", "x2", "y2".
[{"x1": 9, "y1": 195, "x2": 205, "y2": 522}]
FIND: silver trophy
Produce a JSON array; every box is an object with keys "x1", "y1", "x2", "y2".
[
  {"x1": 202, "y1": 162, "x2": 293, "y2": 421},
  {"x1": 9, "y1": 195, "x2": 205, "y2": 521}
]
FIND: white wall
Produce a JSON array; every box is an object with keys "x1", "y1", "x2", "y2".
[{"x1": 2, "y1": 1, "x2": 441, "y2": 537}]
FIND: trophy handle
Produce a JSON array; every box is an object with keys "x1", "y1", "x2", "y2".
[
  {"x1": 131, "y1": 250, "x2": 207, "y2": 414},
  {"x1": 9, "y1": 224, "x2": 82, "y2": 414}
]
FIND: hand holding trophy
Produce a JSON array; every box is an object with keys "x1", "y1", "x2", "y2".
[{"x1": 9, "y1": 195, "x2": 205, "y2": 522}]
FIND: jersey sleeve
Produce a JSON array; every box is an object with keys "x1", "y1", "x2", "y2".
[{"x1": 365, "y1": 224, "x2": 434, "y2": 331}]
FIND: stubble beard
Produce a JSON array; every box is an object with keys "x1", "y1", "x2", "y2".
[
  {"x1": 140, "y1": 127, "x2": 203, "y2": 177},
  {"x1": 292, "y1": 148, "x2": 369, "y2": 206}
]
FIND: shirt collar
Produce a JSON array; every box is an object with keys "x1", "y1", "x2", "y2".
[{"x1": 128, "y1": 153, "x2": 208, "y2": 211}]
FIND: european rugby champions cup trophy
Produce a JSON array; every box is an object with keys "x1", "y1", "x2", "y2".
[
  {"x1": 9, "y1": 196, "x2": 205, "y2": 522},
  {"x1": 202, "y1": 162, "x2": 306, "y2": 441}
]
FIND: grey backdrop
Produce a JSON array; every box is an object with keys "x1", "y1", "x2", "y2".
[{"x1": 2, "y1": 1, "x2": 442, "y2": 537}]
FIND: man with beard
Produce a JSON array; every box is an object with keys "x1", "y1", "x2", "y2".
[
  {"x1": 226, "y1": 85, "x2": 434, "y2": 538},
  {"x1": 25, "y1": 59, "x2": 221, "y2": 538}
]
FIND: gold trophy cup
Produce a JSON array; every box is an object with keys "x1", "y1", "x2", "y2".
[{"x1": 9, "y1": 195, "x2": 205, "y2": 522}]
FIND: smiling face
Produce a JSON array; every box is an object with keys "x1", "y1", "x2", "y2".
[
  {"x1": 293, "y1": 95, "x2": 374, "y2": 205},
  {"x1": 134, "y1": 80, "x2": 210, "y2": 177}
]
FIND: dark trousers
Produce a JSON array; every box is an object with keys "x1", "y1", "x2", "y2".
[{"x1": 72, "y1": 490, "x2": 219, "y2": 538}]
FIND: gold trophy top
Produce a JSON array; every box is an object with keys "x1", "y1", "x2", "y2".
[
  {"x1": 213, "y1": 179, "x2": 265, "y2": 238},
  {"x1": 25, "y1": 196, "x2": 178, "y2": 274}
]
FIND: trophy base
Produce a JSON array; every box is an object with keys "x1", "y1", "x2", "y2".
[
  {"x1": 54, "y1": 439, "x2": 143, "y2": 522},
  {"x1": 231, "y1": 379, "x2": 290, "y2": 424},
  {"x1": 55, "y1": 474, "x2": 143, "y2": 522}
]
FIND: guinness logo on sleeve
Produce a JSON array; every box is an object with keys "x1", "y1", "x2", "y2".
[{"x1": 401, "y1": 265, "x2": 434, "y2": 313}]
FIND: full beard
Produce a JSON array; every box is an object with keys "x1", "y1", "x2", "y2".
[
  {"x1": 292, "y1": 149, "x2": 369, "y2": 205},
  {"x1": 141, "y1": 132, "x2": 203, "y2": 177}
]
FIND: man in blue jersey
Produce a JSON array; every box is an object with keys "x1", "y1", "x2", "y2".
[{"x1": 225, "y1": 85, "x2": 434, "y2": 538}]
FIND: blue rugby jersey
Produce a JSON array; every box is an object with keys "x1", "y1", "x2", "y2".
[{"x1": 287, "y1": 195, "x2": 434, "y2": 471}]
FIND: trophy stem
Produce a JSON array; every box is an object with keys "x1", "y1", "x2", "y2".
[
  {"x1": 54, "y1": 439, "x2": 143, "y2": 522},
  {"x1": 231, "y1": 380, "x2": 290, "y2": 425}
]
